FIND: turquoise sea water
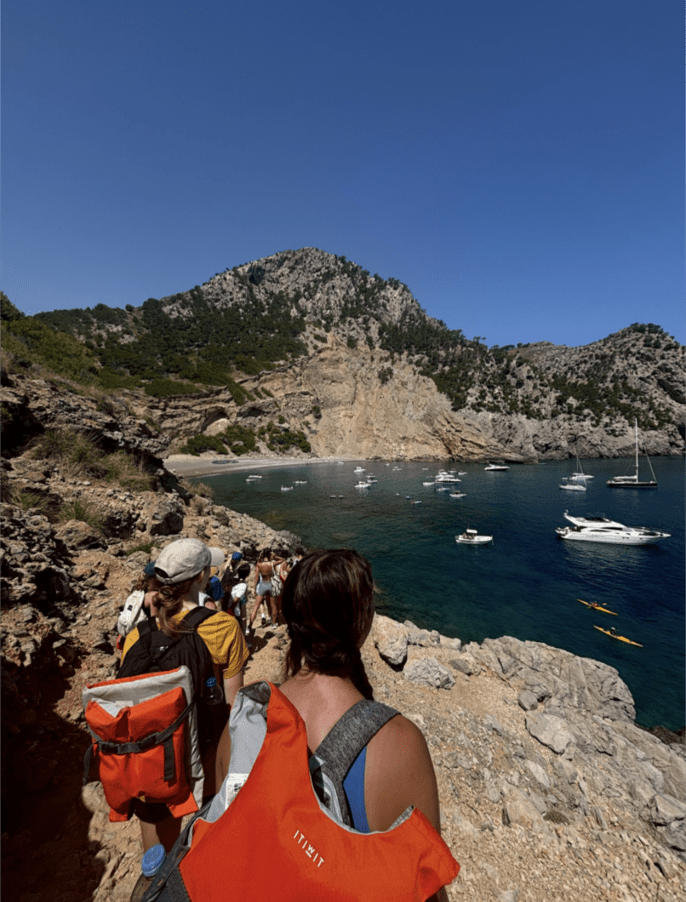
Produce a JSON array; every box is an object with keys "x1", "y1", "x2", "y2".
[{"x1": 198, "y1": 457, "x2": 685, "y2": 731}]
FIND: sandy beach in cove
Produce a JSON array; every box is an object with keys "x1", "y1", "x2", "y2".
[{"x1": 164, "y1": 454, "x2": 355, "y2": 479}]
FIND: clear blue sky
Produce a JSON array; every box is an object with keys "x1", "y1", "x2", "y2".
[{"x1": 2, "y1": 0, "x2": 683, "y2": 348}]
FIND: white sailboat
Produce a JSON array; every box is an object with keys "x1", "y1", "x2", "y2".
[
  {"x1": 570, "y1": 455, "x2": 593, "y2": 483},
  {"x1": 559, "y1": 476, "x2": 586, "y2": 492},
  {"x1": 607, "y1": 420, "x2": 658, "y2": 488}
]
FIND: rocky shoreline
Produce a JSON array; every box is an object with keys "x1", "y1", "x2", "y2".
[{"x1": 1, "y1": 371, "x2": 685, "y2": 902}]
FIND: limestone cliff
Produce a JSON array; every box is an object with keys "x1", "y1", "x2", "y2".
[
  {"x1": 19, "y1": 247, "x2": 684, "y2": 462},
  {"x1": 260, "y1": 339, "x2": 511, "y2": 460}
]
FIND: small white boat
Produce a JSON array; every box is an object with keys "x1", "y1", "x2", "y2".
[
  {"x1": 434, "y1": 470, "x2": 461, "y2": 483},
  {"x1": 556, "y1": 511, "x2": 670, "y2": 545},
  {"x1": 449, "y1": 492, "x2": 467, "y2": 499},
  {"x1": 354, "y1": 481, "x2": 372, "y2": 489},
  {"x1": 354, "y1": 466, "x2": 366, "y2": 473},
  {"x1": 422, "y1": 481, "x2": 436, "y2": 487},
  {"x1": 281, "y1": 485, "x2": 294, "y2": 492},
  {"x1": 485, "y1": 463, "x2": 509, "y2": 471},
  {"x1": 294, "y1": 480, "x2": 308, "y2": 485},
  {"x1": 560, "y1": 477, "x2": 586, "y2": 492},
  {"x1": 456, "y1": 529, "x2": 493, "y2": 545},
  {"x1": 458, "y1": 472, "x2": 467, "y2": 476}
]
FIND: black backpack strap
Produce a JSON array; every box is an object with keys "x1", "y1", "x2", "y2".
[
  {"x1": 138, "y1": 617, "x2": 157, "y2": 634},
  {"x1": 313, "y1": 700, "x2": 399, "y2": 825},
  {"x1": 182, "y1": 606, "x2": 217, "y2": 629}
]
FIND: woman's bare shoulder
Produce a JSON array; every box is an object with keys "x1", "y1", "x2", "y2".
[
  {"x1": 371, "y1": 713, "x2": 431, "y2": 767},
  {"x1": 365, "y1": 712, "x2": 440, "y2": 833}
]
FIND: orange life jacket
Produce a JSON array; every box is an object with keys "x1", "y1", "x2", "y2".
[{"x1": 149, "y1": 681, "x2": 459, "y2": 901}]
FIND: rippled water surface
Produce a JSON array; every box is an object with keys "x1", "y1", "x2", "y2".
[{"x1": 198, "y1": 457, "x2": 685, "y2": 730}]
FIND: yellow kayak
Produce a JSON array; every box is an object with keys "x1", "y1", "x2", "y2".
[
  {"x1": 594, "y1": 625, "x2": 642, "y2": 647},
  {"x1": 577, "y1": 598, "x2": 617, "y2": 616}
]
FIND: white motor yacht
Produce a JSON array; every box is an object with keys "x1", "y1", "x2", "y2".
[
  {"x1": 434, "y1": 470, "x2": 461, "y2": 483},
  {"x1": 456, "y1": 528, "x2": 493, "y2": 545},
  {"x1": 484, "y1": 463, "x2": 509, "y2": 471},
  {"x1": 555, "y1": 511, "x2": 670, "y2": 545}
]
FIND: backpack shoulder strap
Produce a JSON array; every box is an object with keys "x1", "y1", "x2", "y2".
[
  {"x1": 183, "y1": 606, "x2": 217, "y2": 630},
  {"x1": 313, "y1": 699, "x2": 399, "y2": 824},
  {"x1": 137, "y1": 618, "x2": 158, "y2": 639}
]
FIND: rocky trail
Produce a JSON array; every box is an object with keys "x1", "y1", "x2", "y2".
[{"x1": 1, "y1": 370, "x2": 685, "y2": 902}]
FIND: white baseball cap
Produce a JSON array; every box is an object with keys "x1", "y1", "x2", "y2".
[{"x1": 154, "y1": 539, "x2": 225, "y2": 585}]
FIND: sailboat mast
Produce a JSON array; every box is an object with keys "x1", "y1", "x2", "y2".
[{"x1": 634, "y1": 419, "x2": 639, "y2": 476}]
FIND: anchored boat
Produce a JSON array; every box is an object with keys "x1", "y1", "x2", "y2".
[
  {"x1": 607, "y1": 420, "x2": 658, "y2": 488},
  {"x1": 556, "y1": 511, "x2": 669, "y2": 545},
  {"x1": 456, "y1": 528, "x2": 493, "y2": 545}
]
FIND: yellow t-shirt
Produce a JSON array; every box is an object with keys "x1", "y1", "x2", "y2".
[{"x1": 121, "y1": 606, "x2": 249, "y2": 680}]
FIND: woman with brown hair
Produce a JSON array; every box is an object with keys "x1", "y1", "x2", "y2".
[
  {"x1": 120, "y1": 538, "x2": 249, "y2": 854},
  {"x1": 217, "y1": 548, "x2": 453, "y2": 901}
]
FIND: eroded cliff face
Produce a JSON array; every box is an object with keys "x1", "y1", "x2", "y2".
[
  {"x1": 133, "y1": 336, "x2": 518, "y2": 462},
  {"x1": 260, "y1": 341, "x2": 511, "y2": 460},
  {"x1": 128, "y1": 330, "x2": 684, "y2": 462}
]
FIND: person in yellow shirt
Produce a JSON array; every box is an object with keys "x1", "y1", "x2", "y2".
[{"x1": 121, "y1": 538, "x2": 249, "y2": 854}]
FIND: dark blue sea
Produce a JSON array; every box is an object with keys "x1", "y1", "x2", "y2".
[{"x1": 197, "y1": 457, "x2": 685, "y2": 732}]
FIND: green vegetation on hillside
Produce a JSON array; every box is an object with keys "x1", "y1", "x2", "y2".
[
  {"x1": 2, "y1": 293, "x2": 100, "y2": 382},
  {"x1": 3, "y1": 251, "x2": 682, "y2": 440},
  {"x1": 32, "y1": 429, "x2": 155, "y2": 491},
  {"x1": 36, "y1": 284, "x2": 308, "y2": 387}
]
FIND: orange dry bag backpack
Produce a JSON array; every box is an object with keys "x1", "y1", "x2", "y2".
[
  {"x1": 82, "y1": 608, "x2": 225, "y2": 822},
  {"x1": 142, "y1": 681, "x2": 459, "y2": 902}
]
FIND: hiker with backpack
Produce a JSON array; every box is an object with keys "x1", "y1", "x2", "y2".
[
  {"x1": 116, "y1": 539, "x2": 249, "y2": 854},
  {"x1": 201, "y1": 549, "x2": 457, "y2": 902}
]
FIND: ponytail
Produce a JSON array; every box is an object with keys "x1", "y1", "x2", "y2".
[
  {"x1": 150, "y1": 577, "x2": 196, "y2": 639},
  {"x1": 282, "y1": 550, "x2": 375, "y2": 699}
]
